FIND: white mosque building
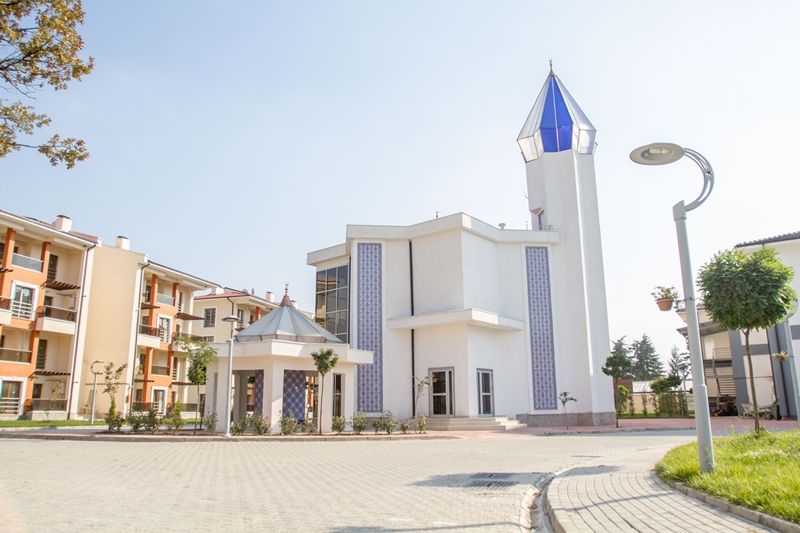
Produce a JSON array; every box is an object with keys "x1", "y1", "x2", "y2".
[
  {"x1": 207, "y1": 68, "x2": 614, "y2": 432},
  {"x1": 305, "y1": 67, "x2": 615, "y2": 428}
]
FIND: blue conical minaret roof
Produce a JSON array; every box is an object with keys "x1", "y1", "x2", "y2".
[{"x1": 517, "y1": 66, "x2": 596, "y2": 163}]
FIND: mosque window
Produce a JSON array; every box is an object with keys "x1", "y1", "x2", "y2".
[{"x1": 315, "y1": 264, "x2": 349, "y2": 343}]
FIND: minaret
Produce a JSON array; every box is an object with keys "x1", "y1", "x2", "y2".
[{"x1": 517, "y1": 66, "x2": 614, "y2": 423}]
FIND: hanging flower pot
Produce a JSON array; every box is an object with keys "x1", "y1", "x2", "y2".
[
  {"x1": 772, "y1": 351, "x2": 790, "y2": 362},
  {"x1": 656, "y1": 298, "x2": 674, "y2": 312},
  {"x1": 651, "y1": 285, "x2": 680, "y2": 312}
]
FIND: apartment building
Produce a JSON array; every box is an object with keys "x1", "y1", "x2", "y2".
[
  {"x1": 81, "y1": 236, "x2": 218, "y2": 417},
  {"x1": 192, "y1": 288, "x2": 281, "y2": 343},
  {"x1": 0, "y1": 210, "x2": 99, "y2": 420}
]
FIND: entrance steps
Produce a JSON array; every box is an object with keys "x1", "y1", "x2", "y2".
[{"x1": 425, "y1": 416, "x2": 528, "y2": 431}]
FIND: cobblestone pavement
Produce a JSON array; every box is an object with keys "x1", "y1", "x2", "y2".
[
  {"x1": 547, "y1": 442, "x2": 780, "y2": 533},
  {"x1": 0, "y1": 431, "x2": 699, "y2": 533}
]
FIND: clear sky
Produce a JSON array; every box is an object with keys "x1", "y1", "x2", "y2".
[{"x1": 3, "y1": 1, "x2": 799, "y2": 364}]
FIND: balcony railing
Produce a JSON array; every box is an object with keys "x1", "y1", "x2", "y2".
[
  {"x1": 39, "y1": 305, "x2": 76, "y2": 322},
  {"x1": 151, "y1": 365, "x2": 170, "y2": 376},
  {"x1": 11, "y1": 253, "x2": 43, "y2": 272},
  {"x1": 156, "y1": 293, "x2": 175, "y2": 307},
  {"x1": 11, "y1": 300, "x2": 33, "y2": 319},
  {"x1": 172, "y1": 332, "x2": 209, "y2": 343},
  {"x1": 0, "y1": 347, "x2": 32, "y2": 363},
  {"x1": 0, "y1": 397, "x2": 21, "y2": 415},
  {"x1": 131, "y1": 401, "x2": 165, "y2": 413},
  {"x1": 139, "y1": 324, "x2": 159, "y2": 337},
  {"x1": 30, "y1": 398, "x2": 66, "y2": 411}
]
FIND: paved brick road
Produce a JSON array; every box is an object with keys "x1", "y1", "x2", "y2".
[{"x1": 0, "y1": 432, "x2": 695, "y2": 533}]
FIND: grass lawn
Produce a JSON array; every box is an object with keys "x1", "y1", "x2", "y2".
[
  {"x1": 657, "y1": 429, "x2": 800, "y2": 524},
  {"x1": 0, "y1": 420, "x2": 106, "y2": 428}
]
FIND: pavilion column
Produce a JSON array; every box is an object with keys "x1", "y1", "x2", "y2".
[
  {"x1": 234, "y1": 372, "x2": 247, "y2": 422},
  {"x1": 254, "y1": 369, "x2": 264, "y2": 415}
]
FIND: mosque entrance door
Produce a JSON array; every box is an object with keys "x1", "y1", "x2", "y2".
[{"x1": 429, "y1": 368, "x2": 454, "y2": 417}]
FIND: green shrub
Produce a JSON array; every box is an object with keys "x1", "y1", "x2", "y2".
[
  {"x1": 300, "y1": 419, "x2": 317, "y2": 434},
  {"x1": 126, "y1": 412, "x2": 145, "y2": 433},
  {"x1": 231, "y1": 415, "x2": 251, "y2": 436},
  {"x1": 279, "y1": 413, "x2": 298, "y2": 436},
  {"x1": 251, "y1": 412, "x2": 270, "y2": 436},
  {"x1": 351, "y1": 409, "x2": 367, "y2": 435},
  {"x1": 399, "y1": 420, "x2": 410, "y2": 434},
  {"x1": 143, "y1": 408, "x2": 162, "y2": 434},
  {"x1": 204, "y1": 411, "x2": 218, "y2": 433},
  {"x1": 164, "y1": 401, "x2": 186, "y2": 434},
  {"x1": 414, "y1": 413, "x2": 427, "y2": 434},
  {"x1": 105, "y1": 413, "x2": 124, "y2": 433},
  {"x1": 331, "y1": 415, "x2": 346, "y2": 435}
]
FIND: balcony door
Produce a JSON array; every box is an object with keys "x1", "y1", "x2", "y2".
[
  {"x1": 0, "y1": 380, "x2": 22, "y2": 415},
  {"x1": 429, "y1": 368, "x2": 454, "y2": 417},
  {"x1": 11, "y1": 285, "x2": 34, "y2": 319},
  {"x1": 152, "y1": 388, "x2": 166, "y2": 414}
]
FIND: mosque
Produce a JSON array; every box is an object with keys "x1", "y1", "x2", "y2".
[{"x1": 208, "y1": 67, "x2": 615, "y2": 431}]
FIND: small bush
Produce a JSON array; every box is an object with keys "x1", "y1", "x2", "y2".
[
  {"x1": 383, "y1": 411, "x2": 397, "y2": 435},
  {"x1": 105, "y1": 413, "x2": 124, "y2": 433},
  {"x1": 251, "y1": 412, "x2": 270, "y2": 436},
  {"x1": 204, "y1": 411, "x2": 218, "y2": 433},
  {"x1": 231, "y1": 415, "x2": 251, "y2": 436},
  {"x1": 300, "y1": 419, "x2": 317, "y2": 434},
  {"x1": 279, "y1": 413, "x2": 298, "y2": 436},
  {"x1": 351, "y1": 409, "x2": 367, "y2": 435},
  {"x1": 126, "y1": 412, "x2": 145, "y2": 433},
  {"x1": 164, "y1": 402, "x2": 186, "y2": 434},
  {"x1": 399, "y1": 420, "x2": 410, "y2": 434},
  {"x1": 414, "y1": 413, "x2": 427, "y2": 434},
  {"x1": 143, "y1": 408, "x2": 162, "y2": 434},
  {"x1": 331, "y1": 415, "x2": 346, "y2": 435}
]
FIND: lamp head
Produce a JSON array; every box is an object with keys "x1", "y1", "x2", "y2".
[
  {"x1": 630, "y1": 143, "x2": 685, "y2": 165},
  {"x1": 222, "y1": 315, "x2": 239, "y2": 323}
]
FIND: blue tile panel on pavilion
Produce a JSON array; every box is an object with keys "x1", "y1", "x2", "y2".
[
  {"x1": 356, "y1": 243, "x2": 383, "y2": 413},
  {"x1": 517, "y1": 71, "x2": 597, "y2": 163},
  {"x1": 526, "y1": 246, "x2": 557, "y2": 410}
]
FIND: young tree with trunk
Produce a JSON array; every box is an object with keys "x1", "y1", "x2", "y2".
[
  {"x1": 603, "y1": 337, "x2": 633, "y2": 427},
  {"x1": 0, "y1": 1, "x2": 94, "y2": 167},
  {"x1": 174, "y1": 337, "x2": 217, "y2": 434},
  {"x1": 698, "y1": 247, "x2": 795, "y2": 433},
  {"x1": 311, "y1": 347, "x2": 339, "y2": 435}
]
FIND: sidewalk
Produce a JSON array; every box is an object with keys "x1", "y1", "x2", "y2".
[{"x1": 544, "y1": 440, "x2": 791, "y2": 533}]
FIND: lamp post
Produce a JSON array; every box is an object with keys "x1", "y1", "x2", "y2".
[
  {"x1": 221, "y1": 314, "x2": 238, "y2": 437},
  {"x1": 89, "y1": 360, "x2": 104, "y2": 425},
  {"x1": 783, "y1": 301, "x2": 800, "y2": 420},
  {"x1": 630, "y1": 142, "x2": 715, "y2": 473}
]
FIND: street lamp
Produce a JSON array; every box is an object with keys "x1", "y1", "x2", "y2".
[
  {"x1": 782, "y1": 300, "x2": 800, "y2": 420},
  {"x1": 89, "y1": 360, "x2": 104, "y2": 425},
  {"x1": 630, "y1": 142, "x2": 715, "y2": 473},
  {"x1": 221, "y1": 314, "x2": 239, "y2": 437}
]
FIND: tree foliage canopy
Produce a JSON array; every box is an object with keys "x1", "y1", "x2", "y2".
[
  {"x1": 0, "y1": 0, "x2": 93, "y2": 167},
  {"x1": 698, "y1": 248, "x2": 796, "y2": 333},
  {"x1": 668, "y1": 346, "x2": 691, "y2": 382},
  {"x1": 630, "y1": 334, "x2": 664, "y2": 381},
  {"x1": 173, "y1": 337, "x2": 218, "y2": 386},
  {"x1": 603, "y1": 337, "x2": 633, "y2": 381}
]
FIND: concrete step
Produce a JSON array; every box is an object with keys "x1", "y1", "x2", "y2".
[{"x1": 426, "y1": 417, "x2": 529, "y2": 431}]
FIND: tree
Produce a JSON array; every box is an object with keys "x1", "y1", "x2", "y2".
[
  {"x1": 603, "y1": 337, "x2": 633, "y2": 427},
  {"x1": 668, "y1": 345, "x2": 691, "y2": 414},
  {"x1": 310, "y1": 347, "x2": 339, "y2": 435},
  {"x1": 630, "y1": 334, "x2": 664, "y2": 381},
  {"x1": 698, "y1": 247, "x2": 795, "y2": 433},
  {"x1": 0, "y1": 1, "x2": 94, "y2": 168},
  {"x1": 102, "y1": 362, "x2": 127, "y2": 431},
  {"x1": 174, "y1": 336, "x2": 218, "y2": 434},
  {"x1": 558, "y1": 392, "x2": 577, "y2": 430}
]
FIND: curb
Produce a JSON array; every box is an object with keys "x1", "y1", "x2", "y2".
[
  {"x1": 539, "y1": 426, "x2": 696, "y2": 436},
  {"x1": 662, "y1": 478, "x2": 800, "y2": 533},
  {"x1": 0, "y1": 432, "x2": 457, "y2": 443}
]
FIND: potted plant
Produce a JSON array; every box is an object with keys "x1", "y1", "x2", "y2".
[
  {"x1": 652, "y1": 286, "x2": 680, "y2": 311},
  {"x1": 772, "y1": 351, "x2": 790, "y2": 362}
]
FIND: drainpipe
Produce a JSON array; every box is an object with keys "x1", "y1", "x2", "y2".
[
  {"x1": 409, "y1": 240, "x2": 416, "y2": 415},
  {"x1": 127, "y1": 261, "x2": 148, "y2": 416},
  {"x1": 66, "y1": 242, "x2": 97, "y2": 420}
]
